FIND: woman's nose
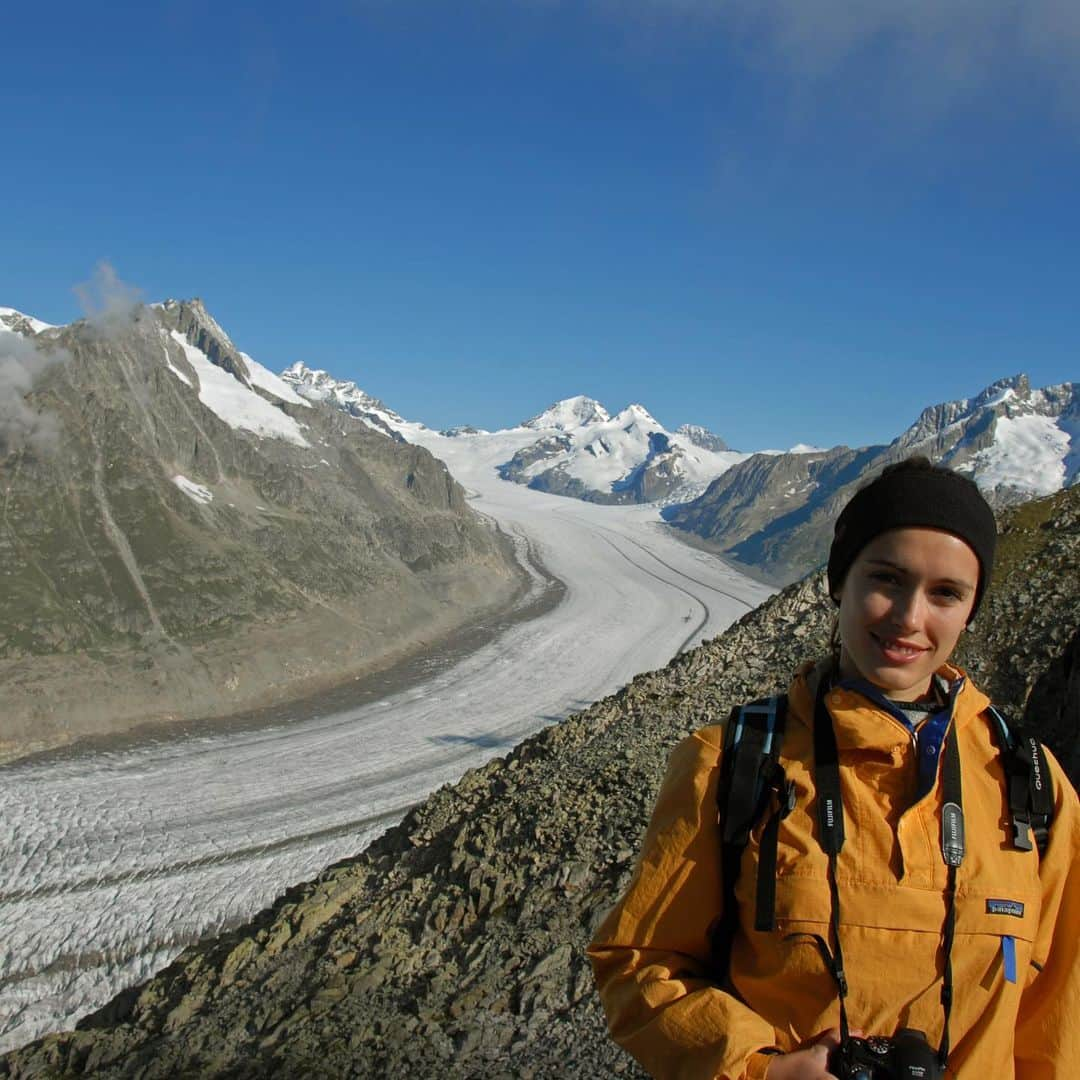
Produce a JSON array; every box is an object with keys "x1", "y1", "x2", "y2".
[{"x1": 890, "y1": 587, "x2": 925, "y2": 630}]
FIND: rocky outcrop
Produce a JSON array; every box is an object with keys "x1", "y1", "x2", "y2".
[
  {"x1": 676, "y1": 424, "x2": 729, "y2": 453},
  {"x1": 0, "y1": 302, "x2": 526, "y2": 761},
  {"x1": 279, "y1": 362, "x2": 407, "y2": 440},
  {"x1": 4, "y1": 487, "x2": 1077, "y2": 1079}
]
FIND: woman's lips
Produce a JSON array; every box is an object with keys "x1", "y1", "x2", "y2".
[{"x1": 870, "y1": 632, "x2": 929, "y2": 664}]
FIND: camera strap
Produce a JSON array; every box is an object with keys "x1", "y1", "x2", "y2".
[{"x1": 812, "y1": 680, "x2": 962, "y2": 1069}]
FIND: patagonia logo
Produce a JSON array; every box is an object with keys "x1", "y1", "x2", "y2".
[{"x1": 986, "y1": 899, "x2": 1025, "y2": 918}]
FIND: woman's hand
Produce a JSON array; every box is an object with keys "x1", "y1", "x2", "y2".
[{"x1": 764, "y1": 1027, "x2": 848, "y2": 1080}]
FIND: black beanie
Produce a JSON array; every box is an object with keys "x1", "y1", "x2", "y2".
[{"x1": 827, "y1": 459, "x2": 997, "y2": 622}]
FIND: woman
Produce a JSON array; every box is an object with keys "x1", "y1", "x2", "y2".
[{"x1": 588, "y1": 458, "x2": 1079, "y2": 1079}]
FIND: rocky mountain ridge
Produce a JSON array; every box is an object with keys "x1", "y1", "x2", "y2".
[
  {"x1": 5, "y1": 485, "x2": 1076, "y2": 1078},
  {"x1": 278, "y1": 367, "x2": 742, "y2": 507},
  {"x1": 279, "y1": 361, "x2": 409, "y2": 440},
  {"x1": 664, "y1": 373, "x2": 1079, "y2": 584},
  {"x1": 281, "y1": 366, "x2": 1076, "y2": 573},
  {"x1": 0, "y1": 301, "x2": 525, "y2": 762}
]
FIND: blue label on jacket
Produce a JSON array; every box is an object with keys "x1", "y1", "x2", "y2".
[
  {"x1": 1002, "y1": 935, "x2": 1017, "y2": 984},
  {"x1": 986, "y1": 899, "x2": 1025, "y2": 918}
]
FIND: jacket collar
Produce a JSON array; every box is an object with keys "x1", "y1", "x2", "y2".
[{"x1": 788, "y1": 657, "x2": 990, "y2": 754}]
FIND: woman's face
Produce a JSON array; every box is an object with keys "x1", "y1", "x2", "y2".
[{"x1": 836, "y1": 527, "x2": 980, "y2": 701}]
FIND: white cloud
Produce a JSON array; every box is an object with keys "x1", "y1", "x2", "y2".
[
  {"x1": 546, "y1": 0, "x2": 1080, "y2": 123},
  {"x1": 0, "y1": 332, "x2": 68, "y2": 457},
  {"x1": 74, "y1": 261, "x2": 149, "y2": 337}
]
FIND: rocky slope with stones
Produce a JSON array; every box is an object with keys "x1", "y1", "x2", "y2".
[
  {"x1": 0, "y1": 301, "x2": 525, "y2": 760},
  {"x1": 4, "y1": 487, "x2": 1078, "y2": 1079}
]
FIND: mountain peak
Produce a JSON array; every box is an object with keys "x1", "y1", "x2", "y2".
[
  {"x1": 0, "y1": 306, "x2": 57, "y2": 336},
  {"x1": 281, "y1": 363, "x2": 406, "y2": 431},
  {"x1": 157, "y1": 298, "x2": 234, "y2": 347},
  {"x1": 676, "y1": 424, "x2": 730, "y2": 453},
  {"x1": 611, "y1": 403, "x2": 659, "y2": 429},
  {"x1": 970, "y1": 373, "x2": 1030, "y2": 409},
  {"x1": 900, "y1": 372, "x2": 1065, "y2": 449},
  {"x1": 522, "y1": 396, "x2": 610, "y2": 430}
]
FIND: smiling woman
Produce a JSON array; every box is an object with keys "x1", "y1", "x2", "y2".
[
  {"x1": 589, "y1": 457, "x2": 1080, "y2": 1080},
  {"x1": 834, "y1": 527, "x2": 979, "y2": 700},
  {"x1": 826, "y1": 458, "x2": 998, "y2": 703}
]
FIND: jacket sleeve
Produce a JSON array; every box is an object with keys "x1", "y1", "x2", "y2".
[
  {"x1": 587, "y1": 729, "x2": 781, "y2": 1080},
  {"x1": 1015, "y1": 746, "x2": 1080, "y2": 1078}
]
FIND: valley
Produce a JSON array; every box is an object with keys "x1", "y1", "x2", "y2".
[{"x1": 0, "y1": 432, "x2": 771, "y2": 1052}]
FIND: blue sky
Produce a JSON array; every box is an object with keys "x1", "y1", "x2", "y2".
[{"x1": 4, "y1": 1, "x2": 1078, "y2": 450}]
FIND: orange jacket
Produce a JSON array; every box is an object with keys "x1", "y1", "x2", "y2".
[{"x1": 588, "y1": 661, "x2": 1080, "y2": 1079}]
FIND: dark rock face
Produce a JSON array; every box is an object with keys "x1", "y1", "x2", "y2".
[
  {"x1": 497, "y1": 434, "x2": 573, "y2": 483},
  {"x1": 0, "y1": 302, "x2": 524, "y2": 760},
  {"x1": 612, "y1": 433, "x2": 688, "y2": 503},
  {"x1": 3, "y1": 488, "x2": 1076, "y2": 1079},
  {"x1": 162, "y1": 298, "x2": 247, "y2": 381}
]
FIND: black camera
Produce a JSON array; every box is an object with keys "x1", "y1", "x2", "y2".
[{"x1": 828, "y1": 1029, "x2": 944, "y2": 1080}]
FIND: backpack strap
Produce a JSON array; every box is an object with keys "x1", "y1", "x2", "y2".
[
  {"x1": 709, "y1": 694, "x2": 791, "y2": 982},
  {"x1": 986, "y1": 705, "x2": 1055, "y2": 855}
]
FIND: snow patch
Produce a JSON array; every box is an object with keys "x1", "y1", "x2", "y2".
[
  {"x1": 159, "y1": 345, "x2": 192, "y2": 386},
  {"x1": 168, "y1": 331, "x2": 310, "y2": 447},
  {"x1": 981, "y1": 386, "x2": 1017, "y2": 409},
  {"x1": 971, "y1": 414, "x2": 1069, "y2": 496},
  {"x1": 0, "y1": 307, "x2": 57, "y2": 334},
  {"x1": 171, "y1": 475, "x2": 213, "y2": 504},
  {"x1": 239, "y1": 352, "x2": 312, "y2": 408}
]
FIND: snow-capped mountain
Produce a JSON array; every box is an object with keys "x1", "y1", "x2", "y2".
[
  {"x1": 894, "y1": 374, "x2": 1078, "y2": 501},
  {"x1": 275, "y1": 371, "x2": 746, "y2": 506},
  {"x1": 271, "y1": 363, "x2": 1076, "y2": 576},
  {"x1": 155, "y1": 299, "x2": 314, "y2": 447},
  {"x1": 0, "y1": 306, "x2": 57, "y2": 336},
  {"x1": 0, "y1": 297, "x2": 520, "y2": 756},
  {"x1": 497, "y1": 398, "x2": 744, "y2": 505},
  {"x1": 522, "y1": 395, "x2": 610, "y2": 431},
  {"x1": 665, "y1": 373, "x2": 1078, "y2": 583},
  {"x1": 676, "y1": 423, "x2": 730, "y2": 453},
  {"x1": 280, "y1": 361, "x2": 412, "y2": 440}
]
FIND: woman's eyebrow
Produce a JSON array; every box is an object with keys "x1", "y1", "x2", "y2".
[
  {"x1": 866, "y1": 558, "x2": 974, "y2": 591},
  {"x1": 866, "y1": 558, "x2": 907, "y2": 572}
]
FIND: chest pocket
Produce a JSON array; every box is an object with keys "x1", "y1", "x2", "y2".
[{"x1": 750, "y1": 873, "x2": 1040, "y2": 1038}]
